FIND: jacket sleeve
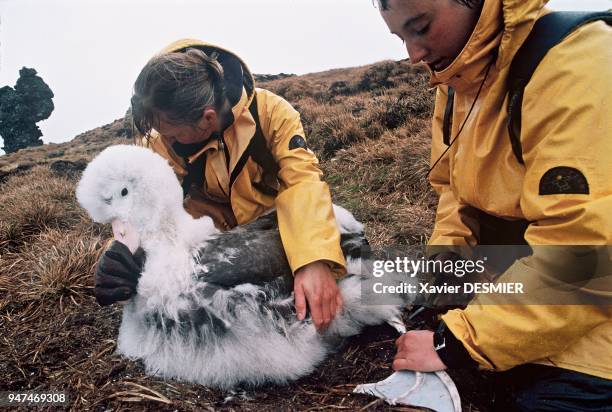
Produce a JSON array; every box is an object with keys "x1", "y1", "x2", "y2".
[
  {"x1": 441, "y1": 22, "x2": 612, "y2": 371},
  {"x1": 257, "y1": 90, "x2": 346, "y2": 277},
  {"x1": 428, "y1": 85, "x2": 479, "y2": 247}
]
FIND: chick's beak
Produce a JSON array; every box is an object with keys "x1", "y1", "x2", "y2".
[{"x1": 111, "y1": 218, "x2": 140, "y2": 254}]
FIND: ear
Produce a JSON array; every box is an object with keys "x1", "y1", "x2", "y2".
[{"x1": 198, "y1": 107, "x2": 218, "y2": 130}]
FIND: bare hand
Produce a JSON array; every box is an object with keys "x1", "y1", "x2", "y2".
[
  {"x1": 393, "y1": 330, "x2": 447, "y2": 372},
  {"x1": 294, "y1": 261, "x2": 342, "y2": 331}
]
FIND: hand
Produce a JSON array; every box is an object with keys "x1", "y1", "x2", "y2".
[
  {"x1": 94, "y1": 241, "x2": 145, "y2": 306},
  {"x1": 393, "y1": 330, "x2": 447, "y2": 372},
  {"x1": 294, "y1": 261, "x2": 342, "y2": 331}
]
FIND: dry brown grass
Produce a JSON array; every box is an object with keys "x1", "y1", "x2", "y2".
[
  {"x1": 9, "y1": 230, "x2": 104, "y2": 302},
  {"x1": 261, "y1": 61, "x2": 437, "y2": 246},
  {"x1": 1, "y1": 168, "x2": 78, "y2": 251},
  {"x1": 0, "y1": 167, "x2": 111, "y2": 316},
  {"x1": 0, "y1": 60, "x2": 495, "y2": 411},
  {"x1": 256, "y1": 60, "x2": 439, "y2": 248},
  {"x1": 0, "y1": 167, "x2": 101, "y2": 253},
  {"x1": 0, "y1": 114, "x2": 131, "y2": 182},
  {"x1": 323, "y1": 124, "x2": 436, "y2": 246}
]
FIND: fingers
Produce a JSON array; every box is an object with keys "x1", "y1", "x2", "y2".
[
  {"x1": 393, "y1": 333, "x2": 411, "y2": 370},
  {"x1": 330, "y1": 283, "x2": 344, "y2": 318},
  {"x1": 392, "y1": 330, "x2": 445, "y2": 372},
  {"x1": 294, "y1": 282, "x2": 307, "y2": 321},
  {"x1": 312, "y1": 287, "x2": 342, "y2": 331},
  {"x1": 392, "y1": 356, "x2": 413, "y2": 371},
  {"x1": 295, "y1": 283, "x2": 331, "y2": 330},
  {"x1": 393, "y1": 334, "x2": 414, "y2": 370},
  {"x1": 95, "y1": 271, "x2": 137, "y2": 289},
  {"x1": 309, "y1": 293, "x2": 324, "y2": 330},
  {"x1": 336, "y1": 292, "x2": 343, "y2": 315},
  {"x1": 95, "y1": 286, "x2": 134, "y2": 306},
  {"x1": 330, "y1": 293, "x2": 337, "y2": 322},
  {"x1": 94, "y1": 241, "x2": 143, "y2": 306},
  {"x1": 100, "y1": 241, "x2": 142, "y2": 283},
  {"x1": 132, "y1": 247, "x2": 147, "y2": 271},
  {"x1": 293, "y1": 262, "x2": 342, "y2": 330},
  {"x1": 319, "y1": 293, "x2": 331, "y2": 330},
  {"x1": 393, "y1": 347, "x2": 443, "y2": 372}
]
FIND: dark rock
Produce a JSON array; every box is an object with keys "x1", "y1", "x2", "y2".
[
  {"x1": 357, "y1": 62, "x2": 396, "y2": 92},
  {"x1": 328, "y1": 80, "x2": 352, "y2": 97},
  {"x1": 0, "y1": 67, "x2": 54, "y2": 154},
  {"x1": 49, "y1": 159, "x2": 87, "y2": 179},
  {"x1": 253, "y1": 73, "x2": 296, "y2": 83},
  {"x1": 0, "y1": 164, "x2": 33, "y2": 184}
]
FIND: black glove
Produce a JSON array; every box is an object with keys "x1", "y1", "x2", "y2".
[
  {"x1": 94, "y1": 241, "x2": 146, "y2": 306},
  {"x1": 407, "y1": 251, "x2": 467, "y2": 320},
  {"x1": 430, "y1": 251, "x2": 472, "y2": 308}
]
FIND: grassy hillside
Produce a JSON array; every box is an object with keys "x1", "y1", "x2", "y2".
[{"x1": 0, "y1": 61, "x2": 492, "y2": 411}]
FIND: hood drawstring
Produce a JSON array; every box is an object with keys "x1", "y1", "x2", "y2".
[{"x1": 427, "y1": 60, "x2": 494, "y2": 179}]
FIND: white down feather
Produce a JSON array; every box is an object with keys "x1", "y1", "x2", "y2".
[{"x1": 77, "y1": 144, "x2": 407, "y2": 389}]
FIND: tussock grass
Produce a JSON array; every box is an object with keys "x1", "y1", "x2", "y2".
[
  {"x1": 0, "y1": 167, "x2": 98, "y2": 253},
  {"x1": 323, "y1": 125, "x2": 436, "y2": 246},
  {"x1": 0, "y1": 166, "x2": 110, "y2": 314},
  {"x1": 308, "y1": 108, "x2": 367, "y2": 159},
  {"x1": 259, "y1": 60, "x2": 437, "y2": 247},
  {"x1": 10, "y1": 229, "x2": 105, "y2": 302}
]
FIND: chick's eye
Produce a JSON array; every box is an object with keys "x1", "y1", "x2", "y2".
[{"x1": 121, "y1": 188, "x2": 128, "y2": 197}]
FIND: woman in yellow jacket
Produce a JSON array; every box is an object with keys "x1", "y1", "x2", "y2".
[
  {"x1": 378, "y1": 0, "x2": 611, "y2": 410},
  {"x1": 94, "y1": 39, "x2": 346, "y2": 331}
]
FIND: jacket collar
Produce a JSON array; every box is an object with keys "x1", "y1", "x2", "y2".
[{"x1": 428, "y1": 0, "x2": 548, "y2": 93}]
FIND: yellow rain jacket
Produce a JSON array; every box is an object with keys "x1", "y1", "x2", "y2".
[
  {"x1": 427, "y1": 0, "x2": 612, "y2": 379},
  {"x1": 142, "y1": 39, "x2": 346, "y2": 277}
]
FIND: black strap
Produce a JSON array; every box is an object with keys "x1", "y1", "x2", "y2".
[
  {"x1": 434, "y1": 320, "x2": 478, "y2": 369},
  {"x1": 178, "y1": 93, "x2": 280, "y2": 198},
  {"x1": 442, "y1": 87, "x2": 455, "y2": 146},
  {"x1": 173, "y1": 45, "x2": 270, "y2": 197},
  {"x1": 181, "y1": 155, "x2": 206, "y2": 197},
  {"x1": 173, "y1": 140, "x2": 208, "y2": 197},
  {"x1": 476, "y1": 209, "x2": 529, "y2": 246},
  {"x1": 229, "y1": 93, "x2": 280, "y2": 196},
  {"x1": 507, "y1": 11, "x2": 612, "y2": 164}
]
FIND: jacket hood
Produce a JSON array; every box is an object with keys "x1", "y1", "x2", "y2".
[
  {"x1": 429, "y1": 0, "x2": 549, "y2": 91},
  {"x1": 158, "y1": 39, "x2": 256, "y2": 119}
]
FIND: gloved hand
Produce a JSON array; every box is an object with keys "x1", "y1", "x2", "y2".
[
  {"x1": 94, "y1": 240, "x2": 146, "y2": 306},
  {"x1": 430, "y1": 251, "x2": 462, "y2": 277},
  {"x1": 407, "y1": 252, "x2": 465, "y2": 324},
  {"x1": 429, "y1": 251, "x2": 469, "y2": 308}
]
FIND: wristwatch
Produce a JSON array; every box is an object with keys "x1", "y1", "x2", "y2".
[{"x1": 433, "y1": 321, "x2": 478, "y2": 369}]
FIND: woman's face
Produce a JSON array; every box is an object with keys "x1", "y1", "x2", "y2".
[
  {"x1": 156, "y1": 109, "x2": 218, "y2": 145},
  {"x1": 157, "y1": 121, "x2": 207, "y2": 145},
  {"x1": 380, "y1": 0, "x2": 480, "y2": 71}
]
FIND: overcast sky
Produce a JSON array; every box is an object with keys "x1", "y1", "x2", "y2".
[{"x1": 0, "y1": 0, "x2": 610, "y2": 154}]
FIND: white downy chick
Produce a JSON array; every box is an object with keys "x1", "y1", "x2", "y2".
[
  {"x1": 76, "y1": 144, "x2": 415, "y2": 391},
  {"x1": 77, "y1": 144, "x2": 217, "y2": 314}
]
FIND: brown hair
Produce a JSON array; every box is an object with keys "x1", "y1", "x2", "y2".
[
  {"x1": 131, "y1": 48, "x2": 226, "y2": 137},
  {"x1": 376, "y1": 0, "x2": 484, "y2": 10}
]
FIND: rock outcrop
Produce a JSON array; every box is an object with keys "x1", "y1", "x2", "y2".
[{"x1": 0, "y1": 67, "x2": 54, "y2": 153}]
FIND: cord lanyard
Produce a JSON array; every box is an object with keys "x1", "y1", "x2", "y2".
[{"x1": 427, "y1": 61, "x2": 494, "y2": 179}]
